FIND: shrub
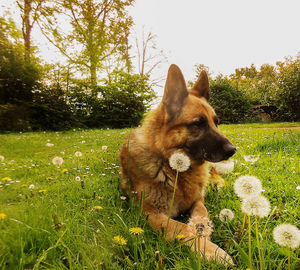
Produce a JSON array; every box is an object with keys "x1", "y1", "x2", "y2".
[
  {"x1": 70, "y1": 71, "x2": 156, "y2": 128},
  {"x1": 210, "y1": 77, "x2": 253, "y2": 123}
]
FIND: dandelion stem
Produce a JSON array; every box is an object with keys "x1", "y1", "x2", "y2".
[
  {"x1": 166, "y1": 170, "x2": 179, "y2": 238},
  {"x1": 255, "y1": 216, "x2": 263, "y2": 270},
  {"x1": 198, "y1": 236, "x2": 201, "y2": 270},
  {"x1": 288, "y1": 248, "x2": 291, "y2": 270},
  {"x1": 248, "y1": 215, "x2": 252, "y2": 269}
]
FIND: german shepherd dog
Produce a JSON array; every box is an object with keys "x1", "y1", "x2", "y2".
[{"x1": 120, "y1": 64, "x2": 236, "y2": 264}]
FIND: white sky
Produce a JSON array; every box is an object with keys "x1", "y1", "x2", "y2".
[{"x1": 1, "y1": 0, "x2": 300, "y2": 97}]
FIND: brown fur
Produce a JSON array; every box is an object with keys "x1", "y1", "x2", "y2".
[{"x1": 119, "y1": 64, "x2": 235, "y2": 264}]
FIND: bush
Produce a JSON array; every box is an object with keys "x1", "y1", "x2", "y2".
[
  {"x1": 0, "y1": 104, "x2": 31, "y2": 131},
  {"x1": 70, "y1": 71, "x2": 156, "y2": 128},
  {"x1": 29, "y1": 86, "x2": 79, "y2": 131},
  {"x1": 210, "y1": 77, "x2": 253, "y2": 123}
]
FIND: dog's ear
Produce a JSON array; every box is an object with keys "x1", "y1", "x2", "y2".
[
  {"x1": 190, "y1": 70, "x2": 210, "y2": 100},
  {"x1": 162, "y1": 64, "x2": 188, "y2": 122}
]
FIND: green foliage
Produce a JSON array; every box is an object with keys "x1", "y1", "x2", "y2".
[
  {"x1": 0, "y1": 19, "x2": 40, "y2": 105},
  {"x1": 70, "y1": 70, "x2": 156, "y2": 128},
  {"x1": 274, "y1": 56, "x2": 300, "y2": 121},
  {"x1": 210, "y1": 77, "x2": 253, "y2": 123}
]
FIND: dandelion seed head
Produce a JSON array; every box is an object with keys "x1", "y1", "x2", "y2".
[
  {"x1": 29, "y1": 184, "x2": 35, "y2": 190},
  {"x1": 75, "y1": 176, "x2": 81, "y2": 181},
  {"x1": 0, "y1": 155, "x2": 4, "y2": 161},
  {"x1": 219, "y1": 208, "x2": 235, "y2": 222},
  {"x1": 101, "y1": 145, "x2": 108, "y2": 151},
  {"x1": 241, "y1": 195, "x2": 271, "y2": 218},
  {"x1": 234, "y1": 175, "x2": 262, "y2": 199},
  {"x1": 211, "y1": 159, "x2": 234, "y2": 174},
  {"x1": 273, "y1": 223, "x2": 300, "y2": 250},
  {"x1": 75, "y1": 151, "x2": 82, "y2": 157},
  {"x1": 169, "y1": 152, "x2": 191, "y2": 172},
  {"x1": 52, "y1": 157, "x2": 64, "y2": 166},
  {"x1": 243, "y1": 155, "x2": 259, "y2": 163},
  {"x1": 46, "y1": 143, "x2": 54, "y2": 147}
]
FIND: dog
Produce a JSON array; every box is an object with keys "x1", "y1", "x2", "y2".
[{"x1": 119, "y1": 64, "x2": 236, "y2": 264}]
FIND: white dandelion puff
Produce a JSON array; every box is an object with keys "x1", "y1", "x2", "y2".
[
  {"x1": 219, "y1": 208, "x2": 235, "y2": 222},
  {"x1": 243, "y1": 155, "x2": 260, "y2": 163},
  {"x1": 241, "y1": 195, "x2": 271, "y2": 218},
  {"x1": 273, "y1": 223, "x2": 300, "y2": 250},
  {"x1": 169, "y1": 152, "x2": 191, "y2": 172},
  {"x1": 46, "y1": 143, "x2": 54, "y2": 147},
  {"x1": 29, "y1": 184, "x2": 35, "y2": 190},
  {"x1": 75, "y1": 176, "x2": 81, "y2": 181},
  {"x1": 101, "y1": 145, "x2": 108, "y2": 151},
  {"x1": 0, "y1": 155, "x2": 5, "y2": 161},
  {"x1": 75, "y1": 151, "x2": 82, "y2": 157},
  {"x1": 52, "y1": 157, "x2": 64, "y2": 166},
  {"x1": 234, "y1": 175, "x2": 262, "y2": 199},
  {"x1": 211, "y1": 159, "x2": 234, "y2": 174}
]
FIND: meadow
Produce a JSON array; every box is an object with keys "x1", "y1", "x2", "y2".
[{"x1": 0, "y1": 122, "x2": 299, "y2": 270}]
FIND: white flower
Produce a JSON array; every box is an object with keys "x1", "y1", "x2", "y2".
[
  {"x1": 296, "y1": 186, "x2": 300, "y2": 190},
  {"x1": 169, "y1": 152, "x2": 190, "y2": 172},
  {"x1": 243, "y1": 155, "x2": 260, "y2": 163},
  {"x1": 120, "y1": 196, "x2": 127, "y2": 200},
  {"x1": 234, "y1": 175, "x2": 262, "y2": 199},
  {"x1": 75, "y1": 176, "x2": 81, "y2": 181},
  {"x1": 102, "y1": 145, "x2": 108, "y2": 151},
  {"x1": 75, "y1": 151, "x2": 82, "y2": 157},
  {"x1": 219, "y1": 208, "x2": 234, "y2": 222},
  {"x1": 46, "y1": 143, "x2": 54, "y2": 147},
  {"x1": 273, "y1": 224, "x2": 300, "y2": 250},
  {"x1": 52, "y1": 157, "x2": 64, "y2": 166},
  {"x1": 29, "y1": 184, "x2": 35, "y2": 190},
  {"x1": 211, "y1": 159, "x2": 234, "y2": 174},
  {"x1": 0, "y1": 155, "x2": 4, "y2": 161},
  {"x1": 241, "y1": 195, "x2": 271, "y2": 218}
]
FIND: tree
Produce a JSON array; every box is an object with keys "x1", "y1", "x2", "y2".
[
  {"x1": 134, "y1": 27, "x2": 167, "y2": 86},
  {"x1": 39, "y1": 0, "x2": 134, "y2": 85},
  {"x1": 275, "y1": 55, "x2": 300, "y2": 121},
  {"x1": 16, "y1": 0, "x2": 47, "y2": 63}
]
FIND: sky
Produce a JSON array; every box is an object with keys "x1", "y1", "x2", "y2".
[{"x1": 1, "y1": 0, "x2": 300, "y2": 97}]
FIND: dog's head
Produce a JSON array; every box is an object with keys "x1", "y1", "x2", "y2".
[{"x1": 148, "y1": 64, "x2": 236, "y2": 163}]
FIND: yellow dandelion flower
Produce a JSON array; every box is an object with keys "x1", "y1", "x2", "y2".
[
  {"x1": 94, "y1": 206, "x2": 103, "y2": 210},
  {"x1": 97, "y1": 196, "x2": 104, "y2": 200},
  {"x1": 113, "y1": 235, "x2": 127, "y2": 246},
  {"x1": 129, "y1": 227, "x2": 144, "y2": 235},
  {"x1": 176, "y1": 234, "x2": 185, "y2": 240},
  {"x1": 39, "y1": 189, "x2": 47, "y2": 194},
  {"x1": 61, "y1": 169, "x2": 68, "y2": 174},
  {"x1": 21, "y1": 184, "x2": 27, "y2": 187},
  {"x1": 47, "y1": 177, "x2": 54, "y2": 181},
  {"x1": 0, "y1": 213, "x2": 7, "y2": 220},
  {"x1": 1, "y1": 177, "x2": 11, "y2": 182},
  {"x1": 81, "y1": 198, "x2": 87, "y2": 201},
  {"x1": 83, "y1": 174, "x2": 88, "y2": 178}
]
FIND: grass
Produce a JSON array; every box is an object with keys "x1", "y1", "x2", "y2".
[{"x1": 0, "y1": 123, "x2": 299, "y2": 270}]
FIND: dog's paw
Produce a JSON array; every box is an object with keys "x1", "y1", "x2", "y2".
[{"x1": 190, "y1": 237, "x2": 234, "y2": 266}]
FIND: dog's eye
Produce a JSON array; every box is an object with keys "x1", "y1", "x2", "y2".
[
  {"x1": 192, "y1": 116, "x2": 207, "y2": 127},
  {"x1": 214, "y1": 117, "x2": 220, "y2": 127}
]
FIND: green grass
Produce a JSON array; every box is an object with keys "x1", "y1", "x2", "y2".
[{"x1": 0, "y1": 123, "x2": 299, "y2": 270}]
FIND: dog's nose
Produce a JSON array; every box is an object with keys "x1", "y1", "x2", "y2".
[{"x1": 223, "y1": 144, "x2": 236, "y2": 159}]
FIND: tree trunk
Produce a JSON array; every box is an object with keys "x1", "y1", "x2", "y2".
[
  {"x1": 90, "y1": 61, "x2": 97, "y2": 85},
  {"x1": 22, "y1": 0, "x2": 33, "y2": 64}
]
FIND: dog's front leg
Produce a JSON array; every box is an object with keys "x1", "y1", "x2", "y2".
[
  {"x1": 146, "y1": 210, "x2": 197, "y2": 241},
  {"x1": 188, "y1": 199, "x2": 234, "y2": 265}
]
